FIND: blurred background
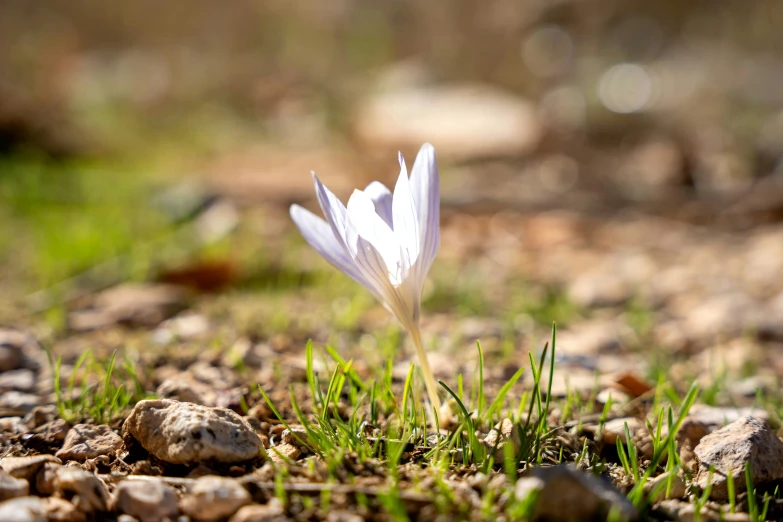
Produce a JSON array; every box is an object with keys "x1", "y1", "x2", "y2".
[{"x1": 3, "y1": 0, "x2": 783, "y2": 384}]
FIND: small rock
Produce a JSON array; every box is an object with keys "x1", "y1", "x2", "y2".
[
  {"x1": 229, "y1": 499, "x2": 285, "y2": 522},
  {"x1": 0, "y1": 345, "x2": 22, "y2": 373},
  {"x1": 246, "y1": 402, "x2": 272, "y2": 421},
  {"x1": 514, "y1": 476, "x2": 545, "y2": 501},
  {"x1": 0, "y1": 455, "x2": 61, "y2": 480},
  {"x1": 656, "y1": 499, "x2": 722, "y2": 522},
  {"x1": 600, "y1": 418, "x2": 644, "y2": 446},
  {"x1": 515, "y1": 465, "x2": 637, "y2": 522},
  {"x1": 0, "y1": 417, "x2": 27, "y2": 435},
  {"x1": 33, "y1": 419, "x2": 70, "y2": 443},
  {"x1": 0, "y1": 391, "x2": 40, "y2": 416},
  {"x1": 676, "y1": 420, "x2": 711, "y2": 472},
  {"x1": 0, "y1": 496, "x2": 46, "y2": 522},
  {"x1": 483, "y1": 418, "x2": 520, "y2": 460},
  {"x1": 721, "y1": 514, "x2": 752, "y2": 522},
  {"x1": 24, "y1": 406, "x2": 56, "y2": 429},
  {"x1": 0, "y1": 330, "x2": 43, "y2": 373},
  {"x1": 568, "y1": 272, "x2": 631, "y2": 308},
  {"x1": 687, "y1": 404, "x2": 769, "y2": 428},
  {"x1": 280, "y1": 426, "x2": 308, "y2": 447},
  {"x1": 467, "y1": 472, "x2": 489, "y2": 491},
  {"x1": 68, "y1": 283, "x2": 189, "y2": 330},
  {"x1": 682, "y1": 294, "x2": 756, "y2": 342},
  {"x1": 643, "y1": 472, "x2": 686, "y2": 502},
  {"x1": 113, "y1": 479, "x2": 179, "y2": 522},
  {"x1": 556, "y1": 321, "x2": 632, "y2": 356},
  {"x1": 487, "y1": 473, "x2": 509, "y2": 492},
  {"x1": 674, "y1": 503, "x2": 723, "y2": 522},
  {"x1": 156, "y1": 378, "x2": 213, "y2": 406},
  {"x1": 153, "y1": 313, "x2": 210, "y2": 344},
  {"x1": 53, "y1": 467, "x2": 110, "y2": 512},
  {"x1": 438, "y1": 399, "x2": 459, "y2": 430},
  {"x1": 35, "y1": 462, "x2": 62, "y2": 496},
  {"x1": 595, "y1": 388, "x2": 632, "y2": 405},
  {"x1": 56, "y1": 424, "x2": 123, "y2": 461},
  {"x1": 326, "y1": 510, "x2": 363, "y2": 522},
  {"x1": 0, "y1": 469, "x2": 29, "y2": 501},
  {"x1": 694, "y1": 416, "x2": 783, "y2": 501},
  {"x1": 268, "y1": 443, "x2": 300, "y2": 465},
  {"x1": 123, "y1": 399, "x2": 263, "y2": 464},
  {"x1": 0, "y1": 369, "x2": 36, "y2": 392},
  {"x1": 181, "y1": 476, "x2": 251, "y2": 521},
  {"x1": 42, "y1": 497, "x2": 85, "y2": 522},
  {"x1": 355, "y1": 83, "x2": 542, "y2": 161}
]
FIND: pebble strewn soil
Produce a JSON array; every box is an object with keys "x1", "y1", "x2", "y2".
[{"x1": 2, "y1": 200, "x2": 783, "y2": 521}]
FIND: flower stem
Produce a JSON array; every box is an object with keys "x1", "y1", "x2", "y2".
[{"x1": 410, "y1": 326, "x2": 442, "y2": 411}]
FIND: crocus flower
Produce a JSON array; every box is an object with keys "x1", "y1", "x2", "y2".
[{"x1": 290, "y1": 143, "x2": 441, "y2": 409}]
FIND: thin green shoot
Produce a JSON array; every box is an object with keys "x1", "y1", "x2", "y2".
[
  {"x1": 746, "y1": 463, "x2": 758, "y2": 522},
  {"x1": 727, "y1": 467, "x2": 736, "y2": 513},
  {"x1": 627, "y1": 381, "x2": 699, "y2": 506}
]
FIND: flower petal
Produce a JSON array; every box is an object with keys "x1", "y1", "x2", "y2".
[
  {"x1": 409, "y1": 143, "x2": 440, "y2": 278},
  {"x1": 312, "y1": 172, "x2": 351, "y2": 247},
  {"x1": 363, "y1": 181, "x2": 393, "y2": 228},
  {"x1": 289, "y1": 204, "x2": 373, "y2": 290},
  {"x1": 346, "y1": 189, "x2": 405, "y2": 284},
  {"x1": 345, "y1": 221, "x2": 419, "y2": 331},
  {"x1": 392, "y1": 153, "x2": 420, "y2": 271}
]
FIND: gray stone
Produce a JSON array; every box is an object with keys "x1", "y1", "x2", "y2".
[
  {"x1": 687, "y1": 405, "x2": 769, "y2": 428},
  {"x1": 280, "y1": 426, "x2": 308, "y2": 447},
  {"x1": 156, "y1": 378, "x2": 213, "y2": 406},
  {"x1": 0, "y1": 455, "x2": 61, "y2": 480},
  {"x1": 123, "y1": 400, "x2": 263, "y2": 464},
  {"x1": 56, "y1": 424, "x2": 123, "y2": 461},
  {"x1": 0, "y1": 369, "x2": 35, "y2": 392},
  {"x1": 181, "y1": 475, "x2": 251, "y2": 521},
  {"x1": 68, "y1": 283, "x2": 189, "y2": 330},
  {"x1": 483, "y1": 418, "x2": 520, "y2": 460},
  {"x1": 53, "y1": 467, "x2": 110, "y2": 512},
  {"x1": 0, "y1": 469, "x2": 29, "y2": 501},
  {"x1": 42, "y1": 497, "x2": 85, "y2": 522},
  {"x1": 600, "y1": 418, "x2": 644, "y2": 446},
  {"x1": 514, "y1": 465, "x2": 637, "y2": 521},
  {"x1": 0, "y1": 391, "x2": 40, "y2": 416},
  {"x1": 355, "y1": 83, "x2": 542, "y2": 161},
  {"x1": 0, "y1": 496, "x2": 46, "y2": 522},
  {"x1": 0, "y1": 330, "x2": 43, "y2": 373},
  {"x1": 694, "y1": 416, "x2": 783, "y2": 501},
  {"x1": 35, "y1": 462, "x2": 62, "y2": 496},
  {"x1": 113, "y1": 479, "x2": 179, "y2": 522},
  {"x1": 268, "y1": 443, "x2": 300, "y2": 465},
  {"x1": 228, "y1": 499, "x2": 285, "y2": 522},
  {"x1": 643, "y1": 472, "x2": 686, "y2": 502},
  {"x1": 0, "y1": 417, "x2": 27, "y2": 435}
]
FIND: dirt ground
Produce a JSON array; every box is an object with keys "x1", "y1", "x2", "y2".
[{"x1": 3, "y1": 1, "x2": 783, "y2": 521}]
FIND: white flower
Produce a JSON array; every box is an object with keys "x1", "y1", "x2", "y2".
[
  {"x1": 290, "y1": 143, "x2": 442, "y2": 408},
  {"x1": 290, "y1": 143, "x2": 440, "y2": 332}
]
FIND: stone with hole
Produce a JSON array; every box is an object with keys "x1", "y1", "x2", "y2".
[{"x1": 123, "y1": 400, "x2": 263, "y2": 464}]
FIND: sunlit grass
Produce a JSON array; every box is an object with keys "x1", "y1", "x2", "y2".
[{"x1": 48, "y1": 348, "x2": 153, "y2": 425}]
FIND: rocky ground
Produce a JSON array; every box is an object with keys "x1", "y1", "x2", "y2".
[
  {"x1": 3, "y1": 2, "x2": 783, "y2": 520},
  {"x1": 3, "y1": 179, "x2": 783, "y2": 520}
]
